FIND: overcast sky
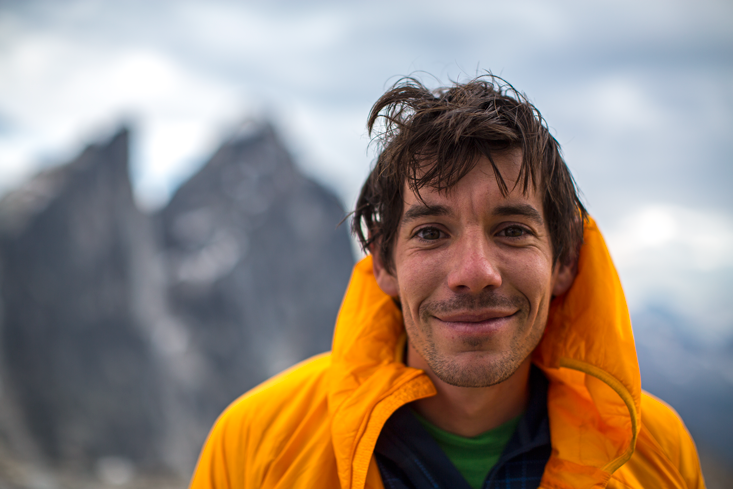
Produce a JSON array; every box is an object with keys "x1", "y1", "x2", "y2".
[{"x1": 1, "y1": 0, "x2": 732, "y2": 339}]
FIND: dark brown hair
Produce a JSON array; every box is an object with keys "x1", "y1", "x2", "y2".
[{"x1": 353, "y1": 74, "x2": 587, "y2": 272}]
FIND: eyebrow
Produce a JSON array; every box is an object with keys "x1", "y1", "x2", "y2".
[
  {"x1": 401, "y1": 204, "x2": 450, "y2": 225},
  {"x1": 493, "y1": 204, "x2": 544, "y2": 226},
  {"x1": 400, "y1": 202, "x2": 544, "y2": 227}
]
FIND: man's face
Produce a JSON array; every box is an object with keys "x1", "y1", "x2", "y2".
[{"x1": 374, "y1": 151, "x2": 570, "y2": 387}]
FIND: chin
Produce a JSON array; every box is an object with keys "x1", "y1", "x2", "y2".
[{"x1": 428, "y1": 351, "x2": 524, "y2": 388}]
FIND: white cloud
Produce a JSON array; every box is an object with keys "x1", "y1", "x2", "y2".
[
  {"x1": 604, "y1": 204, "x2": 733, "y2": 336},
  {"x1": 176, "y1": 2, "x2": 347, "y2": 58},
  {"x1": 0, "y1": 32, "x2": 245, "y2": 203},
  {"x1": 606, "y1": 204, "x2": 733, "y2": 271},
  {"x1": 588, "y1": 77, "x2": 667, "y2": 133}
]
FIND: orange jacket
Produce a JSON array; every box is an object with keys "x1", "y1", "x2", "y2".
[{"x1": 189, "y1": 218, "x2": 705, "y2": 488}]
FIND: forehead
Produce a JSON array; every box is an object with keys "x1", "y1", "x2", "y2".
[{"x1": 401, "y1": 151, "x2": 542, "y2": 220}]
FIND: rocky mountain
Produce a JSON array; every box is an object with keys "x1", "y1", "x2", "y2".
[
  {"x1": 158, "y1": 123, "x2": 354, "y2": 431},
  {"x1": 0, "y1": 130, "x2": 166, "y2": 470},
  {"x1": 155, "y1": 123, "x2": 355, "y2": 472},
  {"x1": 0, "y1": 123, "x2": 355, "y2": 486}
]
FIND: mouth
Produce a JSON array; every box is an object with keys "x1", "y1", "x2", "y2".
[
  {"x1": 433, "y1": 310, "x2": 518, "y2": 334},
  {"x1": 436, "y1": 310, "x2": 516, "y2": 322}
]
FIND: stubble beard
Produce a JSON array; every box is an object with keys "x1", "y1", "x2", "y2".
[{"x1": 409, "y1": 292, "x2": 546, "y2": 388}]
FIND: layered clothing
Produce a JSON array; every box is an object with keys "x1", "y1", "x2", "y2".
[{"x1": 189, "y1": 218, "x2": 704, "y2": 489}]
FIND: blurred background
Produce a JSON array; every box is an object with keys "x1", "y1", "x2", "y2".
[{"x1": 0, "y1": 0, "x2": 731, "y2": 487}]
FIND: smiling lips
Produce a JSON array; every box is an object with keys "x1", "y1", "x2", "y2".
[{"x1": 434, "y1": 310, "x2": 518, "y2": 334}]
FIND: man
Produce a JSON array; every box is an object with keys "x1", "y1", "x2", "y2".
[{"x1": 189, "y1": 76, "x2": 705, "y2": 488}]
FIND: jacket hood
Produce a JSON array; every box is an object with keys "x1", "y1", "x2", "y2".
[
  {"x1": 327, "y1": 217, "x2": 641, "y2": 489},
  {"x1": 533, "y1": 218, "x2": 641, "y2": 487}
]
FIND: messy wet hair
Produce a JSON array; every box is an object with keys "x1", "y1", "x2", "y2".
[{"x1": 353, "y1": 74, "x2": 587, "y2": 273}]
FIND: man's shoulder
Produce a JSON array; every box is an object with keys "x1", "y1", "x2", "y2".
[
  {"x1": 613, "y1": 390, "x2": 705, "y2": 488},
  {"x1": 190, "y1": 353, "x2": 333, "y2": 488}
]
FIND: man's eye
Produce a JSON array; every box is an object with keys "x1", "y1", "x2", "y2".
[
  {"x1": 501, "y1": 226, "x2": 527, "y2": 238},
  {"x1": 416, "y1": 228, "x2": 443, "y2": 240}
]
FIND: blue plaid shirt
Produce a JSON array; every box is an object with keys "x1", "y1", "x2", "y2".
[{"x1": 375, "y1": 366, "x2": 551, "y2": 489}]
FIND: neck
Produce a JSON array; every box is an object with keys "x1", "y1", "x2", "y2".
[{"x1": 407, "y1": 343, "x2": 531, "y2": 438}]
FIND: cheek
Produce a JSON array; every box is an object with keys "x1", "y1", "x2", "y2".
[
  {"x1": 500, "y1": 250, "x2": 555, "y2": 303},
  {"x1": 396, "y1": 254, "x2": 445, "y2": 311}
]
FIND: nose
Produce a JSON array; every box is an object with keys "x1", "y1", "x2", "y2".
[{"x1": 446, "y1": 229, "x2": 502, "y2": 293}]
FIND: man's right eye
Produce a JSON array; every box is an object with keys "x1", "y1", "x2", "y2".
[{"x1": 415, "y1": 227, "x2": 443, "y2": 240}]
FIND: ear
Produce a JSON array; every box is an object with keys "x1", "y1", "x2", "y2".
[
  {"x1": 551, "y1": 256, "x2": 578, "y2": 297},
  {"x1": 371, "y1": 245, "x2": 400, "y2": 298}
]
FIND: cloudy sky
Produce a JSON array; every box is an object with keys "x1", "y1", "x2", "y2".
[{"x1": 1, "y1": 0, "x2": 732, "y2": 339}]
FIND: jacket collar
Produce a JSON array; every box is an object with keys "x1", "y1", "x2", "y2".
[{"x1": 328, "y1": 217, "x2": 641, "y2": 489}]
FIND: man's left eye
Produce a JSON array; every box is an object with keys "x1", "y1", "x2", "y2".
[{"x1": 500, "y1": 226, "x2": 527, "y2": 238}]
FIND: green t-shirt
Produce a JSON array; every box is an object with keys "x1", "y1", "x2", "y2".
[{"x1": 412, "y1": 410, "x2": 521, "y2": 489}]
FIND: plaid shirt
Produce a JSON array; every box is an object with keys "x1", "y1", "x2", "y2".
[{"x1": 375, "y1": 366, "x2": 551, "y2": 489}]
